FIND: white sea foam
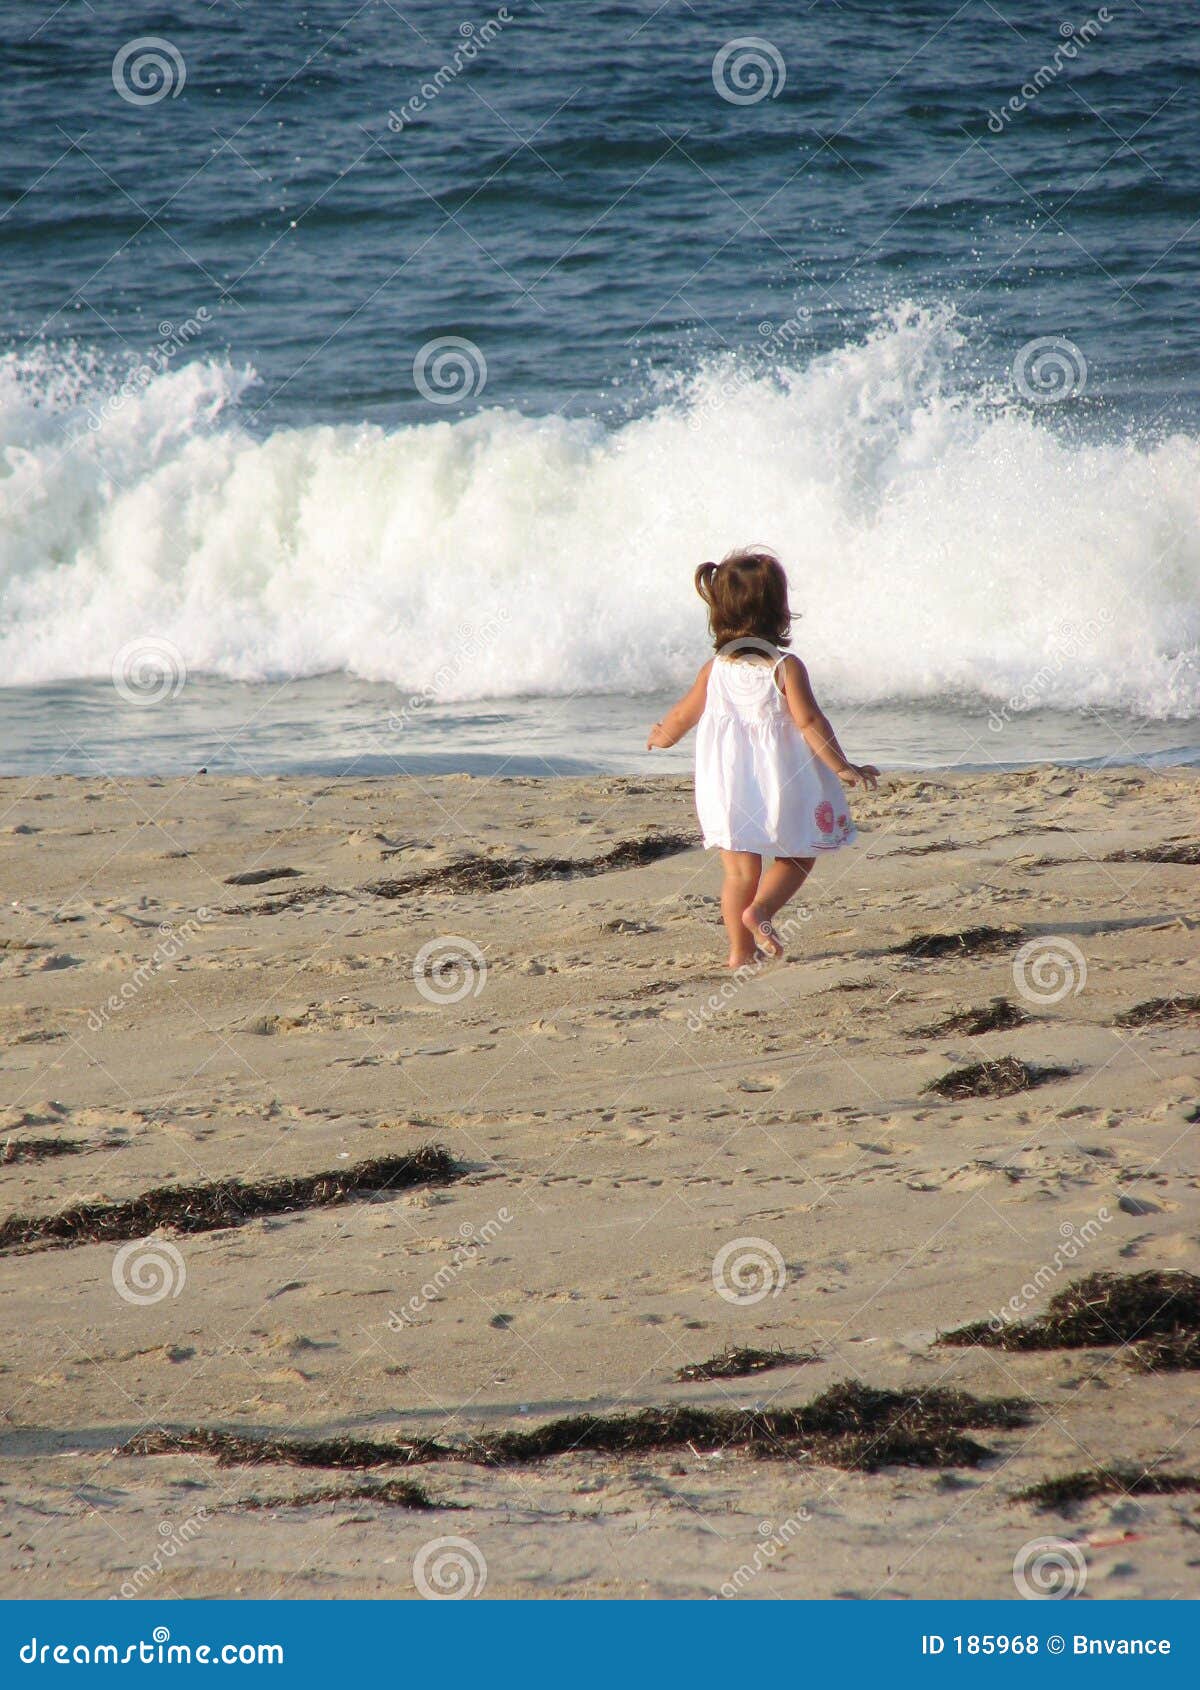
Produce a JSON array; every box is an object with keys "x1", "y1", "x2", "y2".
[{"x1": 1, "y1": 306, "x2": 1198, "y2": 716}]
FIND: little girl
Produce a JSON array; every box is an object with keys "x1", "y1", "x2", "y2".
[{"x1": 648, "y1": 547, "x2": 879, "y2": 968}]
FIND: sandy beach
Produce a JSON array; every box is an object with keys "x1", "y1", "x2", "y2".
[{"x1": 1, "y1": 765, "x2": 1198, "y2": 1600}]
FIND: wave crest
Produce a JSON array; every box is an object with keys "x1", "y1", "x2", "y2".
[{"x1": 1, "y1": 307, "x2": 1197, "y2": 718}]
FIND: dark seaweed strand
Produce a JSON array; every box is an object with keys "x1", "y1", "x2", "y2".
[
  {"x1": 0, "y1": 1145, "x2": 464, "y2": 1255},
  {"x1": 1015, "y1": 1466, "x2": 1200, "y2": 1511},
  {"x1": 125, "y1": 1427, "x2": 446, "y2": 1470},
  {"x1": 1106, "y1": 843, "x2": 1200, "y2": 866},
  {"x1": 223, "y1": 884, "x2": 340, "y2": 915},
  {"x1": 228, "y1": 1478, "x2": 441, "y2": 1511},
  {"x1": 227, "y1": 835, "x2": 696, "y2": 913},
  {"x1": 1, "y1": 1137, "x2": 123, "y2": 1165},
  {"x1": 674, "y1": 1346, "x2": 820, "y2": 1383},
  {"x1": 121, "y1": 1382, "x2": 1033, "y2": 1477},
  {"x1": 364, "y1": 833, "x2": 693, "y2": 898}
]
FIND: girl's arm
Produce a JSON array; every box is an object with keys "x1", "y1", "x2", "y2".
[
  {"x1": 647, "y1": 661, "x2": 712, "y2": 749},
  {"x1": 780, "y1": 656, "x2": 879, "y2": 789}
]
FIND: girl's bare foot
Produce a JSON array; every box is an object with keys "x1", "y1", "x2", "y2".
[
  {"x1": 743, "y1": 904, "x2": 783, "y2": 957},
  {"x1": 727, "y1": 943, "x2": 758, "y2": 970}
]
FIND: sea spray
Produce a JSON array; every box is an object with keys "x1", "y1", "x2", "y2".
[{"x1": 1, "y1": 307, "x2": 1198, "y2": 719}]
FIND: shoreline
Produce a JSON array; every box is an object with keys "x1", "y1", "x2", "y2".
[
  {"x1": 1, "y1": 682, "x2": 1196, "y2": 782},
  {"x1": 1, "y1": 766, "x2": 1198, "y2": 1598}
]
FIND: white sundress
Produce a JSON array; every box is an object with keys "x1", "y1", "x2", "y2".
[{"x1": 694, "y1": 653, "x2": 858, "y2": 857}]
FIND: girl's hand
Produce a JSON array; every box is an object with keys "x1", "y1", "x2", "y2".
[
  {"x1": 646, "y1": 721, "x2": 673, "y2": 750},
  {"x1": 842, "y1": 763, "x2": 880, "y2": 790}
]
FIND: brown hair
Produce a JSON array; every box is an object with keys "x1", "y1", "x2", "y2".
[{"x1": 694, "y1": 547, "x2": 792, "y2": 653}]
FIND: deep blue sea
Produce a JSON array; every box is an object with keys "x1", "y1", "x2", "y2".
[{"x1": 1, "y1": 0, "x2": 1198, "y2": 775}]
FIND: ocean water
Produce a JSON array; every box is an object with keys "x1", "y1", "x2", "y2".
[{"x1": 1, "y1": 0, "x2": 1198, "y2": 776}]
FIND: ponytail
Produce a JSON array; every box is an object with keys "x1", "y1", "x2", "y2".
[{"x1": 694, "y1": 546, "x2": 791, "y2": 652}]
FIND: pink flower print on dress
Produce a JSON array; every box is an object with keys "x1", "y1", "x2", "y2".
[{"x1": 815, "y1": 800, "x2": 835, "y2": 835}]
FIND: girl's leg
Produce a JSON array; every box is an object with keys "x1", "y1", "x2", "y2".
[
  {"x1": 743, "y1": 856, "x2": 815, "y2": 957},
  {"x1": 719, "y1": 850, "x2": 762, "y2": 968}
]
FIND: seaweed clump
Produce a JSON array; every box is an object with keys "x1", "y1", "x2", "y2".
[
  {"x1": 893, "y1": 926, "x2": 1023, "y2": 960},
  {"x1": 1016, "y1": 1467, "x2": 1200, "y2": 1512},
  {"x1": 924, "y1": 1057, "x2": 1070, "y2": 1099},
  {"x1": 917, "y1": 999, "x2": 1029, "y2": 1037},
  {"x1": 939, "y1": 1271, "x2": 1200, "y2": 1368},
  {"x1": 1126, "y1": 1332, "x2": 1200, "y2": 1373},
  {"x1": 1114, "y1": 996, "x2": 1200, "y2": 1028},
  {"x1": 1106, "y1": 842, "x2": 1200, "y2": 866},
  {"x1": 467, "y1": 1383, "x2": 1029, "y2": 1472},
  {"x1": 673, "y1": 1346, "x2": 820, "y2": 1383}
]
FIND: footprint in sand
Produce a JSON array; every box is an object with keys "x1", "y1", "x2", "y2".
[
  {"x1": 1117, "y1": 1193, "x2": 1169, "y2": 1215},
  {"x1": 3, "y1": 948, "x2": 81, "y2": 976},
  {"x1": 243, "y1": 1013, "x2": 300, "y2": 1036},
  {"x1": 223, "y1": 867, "x2": 305, "y2": 887}
]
